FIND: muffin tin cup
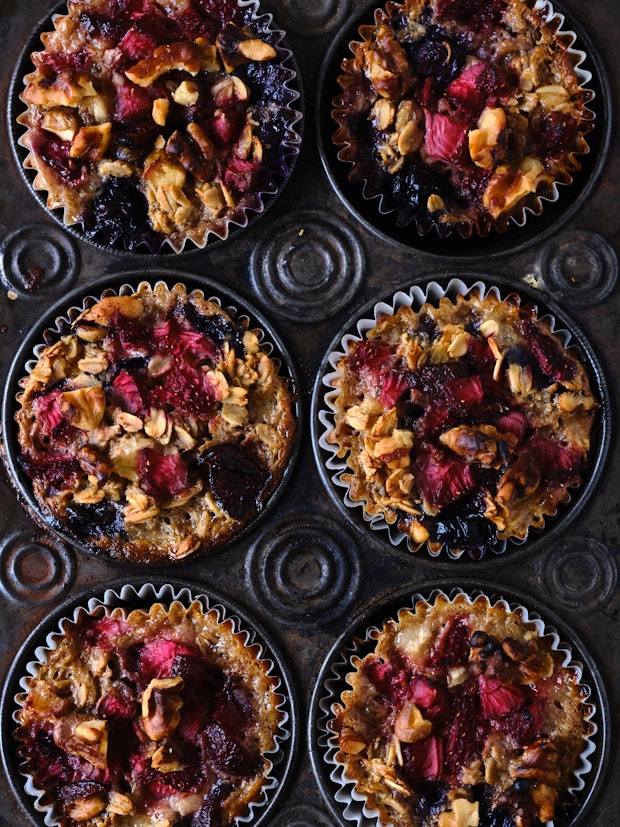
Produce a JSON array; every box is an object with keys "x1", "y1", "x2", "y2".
[
  {"x1": 311, "y1": 275, "x2": 611, "y2": 565},
  {"x1": 1, "y1": 270, "x2": 302, "y2": 567},
  {"x1": 1, "y1": 579, "x2": 298, "y2": 827},
  {"x1": 309, "y1": 581, "x2": 610, "y2": 827},
  {"x1": 316, "y1": 0, "x2": 612, "y2": 258},
  {"x1": 9, "y1": 0, "x2": 303, "y2": 256}
]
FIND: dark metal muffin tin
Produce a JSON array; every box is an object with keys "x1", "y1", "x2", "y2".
[{"x1": 0, "y1": 1, "x2": 619, "y2": 825}]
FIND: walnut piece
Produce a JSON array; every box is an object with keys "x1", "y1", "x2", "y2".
[
  {"x1": 125, "y1": 41, "x2": 202, "y2": 87},
  {"x1": 141, "y1": 676, "x2": 184, "y2": 741},
  {"x1": 53, "y1": 714, "x2": 108, "y2": 769}
]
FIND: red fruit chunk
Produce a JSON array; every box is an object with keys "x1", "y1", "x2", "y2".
[
  {"x1": 443, "y1": 374, "x2": 484, "y2": 410},
  {"x1": 409, "y1": 677, "x2": 451, "y2": 723},
  {"x1": 534, "y1": 111, "x2": 579, "y2": 158},
  {"x1": 192, "y1": 780, "x2": 234, "y2": 827},
  {"x1": 111, "y1": 369, "x2": 145, "y2": 415},
  {"x1": 96, "y1": 687, "x2": 136, "y2": 722},
  {"x1": 113, "y1": 81, "x2": 153, "y2": 122},
  {"x1": 429, "y1": 616, "x2": 472, "y2": 670},
  {"x1": 200, "y1": 721, "x2": 259, "y2": 777},
  {"x1": 83, "y1": 616, "x2": 131, "y2": 647},
  {"x1": 380, "y1": 370, "x2": 410, "y2": 409},
  {"x1": 413, "y1": 447, "x2": 476, "y2": 508},
  {"x1": 404, "y1": 733, "x2": 443, "y2": 782},
  {"x1": 150, "y1": 363, "x2": 217, "y2": 417},
  {"x1": 138, "y1": 448, "x2": 189, "y2": 500},
  {"x1": 33, "y1": 389, "x2": 64, "y2": 433},
  {"x1": 494, "y1": 410, "x2": 528, "y2": 442},
  {"x1": 37, "y1": 49, "x2": 92, "y2": 74},
  {"x1": 478, "y1": 674, "x2": 526, "y2": 718},
  {"x1": 30, "y1": 130, "x2": 89, "y2": 188},
  {"x1": 501, "y1": 702, "x2": 543, "y2": 746},
  {"x1": 224, "y1": 157, "x2": 260, "y2": 193},
  {"x1": 446, "y1": 61, "x2": 487, "y2": 113},
  {"x1": 424, "y1": 111, "x2": 468, "y2": 165},
  {"x1": 58, "y1": 781, "x2": 107, "y2": 806},
  {"x1": 445, "y1": 680, "x2": 483, "y2": 777},
  {"x1": 523, "y1": 320, "x2": 577, "y2": 384},
  {"x1": 201, "y1": 442, "x2": 271, "y2": 522},
  {"x1": 351, "y1": 340, "x2": 397, "y2": 395},
  {"x1": 363, "y1": 656, "x2": 410, "y2": 704},
  {"x1": 526, "y1": 435, "x2": 584, "y2": 480},
  {"x1": 138, "y1": 638, "x2": 196, "y2": 679},
  {"x1": 153, "y1": 318, "x2": 216, "y2": 363}
]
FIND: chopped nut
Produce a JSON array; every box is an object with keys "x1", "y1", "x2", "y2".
[
  {"x1": 107, "y1": 791, "x2": 134, "y2": 816},
  {"x1": 371, "y1": 408, "x2": 398, "y2": 437},
  {"x1": 370, "y1": 98, "x2": 395, "y2": 131},
  {"x1": 438, "y1": 798, "x2": 480, "y2": 827},
  {"x1": 468, "y1": 107, "x2": 506, "y2": 169},
  {"x1": 80, "y1": 295, "x2": 143, "y2": 325},
  {"x1": 70, "y1": 122, "x2": 112, "y2": 161},
  {"x1": 447, "y1": 331, "x2": 470, "y2": 358},
  {"x1": 558, "y1": 391, "x2": 597, "y2": 412},
  {"x1": 75, "y1": 321, "x2": 107, "y2": 342},
  {"x1": 479, "y1": 319, "x2": 499, "y2": 338},
  {"x1": 152, "y1": 97, "x2": 170, "y2": 126},
  {"x1": 195, "y1": 37, "x2": 220, "y2": 72},
  {"x1": 114, "y1": 410, "x2": 144, "y2": 433},
  {"x1": 54, "y1": 714, "x2": 108, "y2": 769},
  {"x1": 339, "y1": 726, "x2": 366, "y2": 755},
  {"x1": 221, "y1": 403, "x2": 248, "y2": 427},
  {"x1": 77, "y1": 354, "x2": 109, "y2": 374},
  {"x1": 68, "y1": 795, "x2": 107, "y2": 822},
  {"x1": 59, "y1": 386, "x2": 106, "y2": 431},
  {"x1": 41, "y1": 109, "x2": 78, "y2": 141},
  {"x1": 172, "y1": 80, "x2": 200, "y2": 106},
  {"x1": 398, "y1": 119, "x2": 424, "y2": 155},
  {"x1": 536, "y1": 84, "x2": 570, "y2": 110},
  {"x1": 393, "y1": 701, "x2": 432, "y2": 743},
  {"x1": 531, "y1": 783, "x2": 559, "y2": 822},
  {"x1": 187, "y1": 122, "x2": 216, "y2": 162},
  {"x1": 409, "y1": 519, "x2": 430, "y2": 544},
  {"x1": 141, "y1": 677, "x2": 184, "y2": 741},
  {"x1": 507, "y1": 363, "x2": 533, "y2": 395},
  {"x1": 24, "y1": 69, "x2": 96, "y2": 108},
  {"x1": 344, "y1": 405, "x2": 369, "y2": 431},
  {"x1": 238, "y1": 38, "x2": 277, "y2": 62},
  {"x1": 216, "y1": 22, "x2": 276, "y2": 72},
  {"x1": 125, "y1": 41, "x2": 202, "y2": 87},
  {"x1": 510, "y1": 738, "x2": 561, "y2": 785},
  {"x1": 152, "y1": 742, "x2": 186, "y2": 773}
]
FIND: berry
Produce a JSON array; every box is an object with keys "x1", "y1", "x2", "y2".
[{"x1": 200, "y1": 443, "x2": 272, "y2": 522}]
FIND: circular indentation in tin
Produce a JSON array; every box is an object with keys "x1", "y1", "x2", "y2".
[
  {"x1": 1, "y1": 223, "x2": 77, "y2": 297},
  {"x1": 540, "y1": 230, "x2": 618, "y2": 306},
  {"x1": 542, "y1": 537, "x2": 617, "y2": 613},
  {"x1": 250, "y1": 210, "x2": 365, "y2": 323},
  {"x1": 0, "y1": 531, "x2": 75, "y2": 603},
  {"x1": 270, "y1": 803, "x2": 335, "y2": 826},
  {"x1": 277, "y1": 0, "x2": 351, "y2": 36},
  {"x1": 247, "y1": 515, "x2": 360, "y2": 624}
]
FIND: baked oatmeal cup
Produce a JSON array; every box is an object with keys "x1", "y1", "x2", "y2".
[
  {"x1": 332, "y1": 0, "x2": 594, "y2": 238},
  {"x1": 15, "y1": 0, "x2": 301, "y2": 252},
  {"x1": 7, "y1": 279, "x2": 298, "y2": 564},
  {"x1": 318, "y1": 280, "x2": 601, "y2": 559},
  {"x1": 11, "y1": 582, "x2": 291, "y2": 827},
  {"x1": 326, "y1": 590, "x2": 598, "y2": 827}
]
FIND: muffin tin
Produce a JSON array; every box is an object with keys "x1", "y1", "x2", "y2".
[{"x1": 0, "y1": 1, "x2": 618, "y2": 825}]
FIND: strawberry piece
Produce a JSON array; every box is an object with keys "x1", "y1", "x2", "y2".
[
  {"x1": 443, "y1": 374, "x2": 484, "y2": 410},
  {"x1": 409, "y1": 677, "x2": 452, "y2": 724},
  {"x1": 428, "y1": 616, "x2": 472, "y2": 670},
  {"x1": 113, "y1": 81, "x2": 153, "y2": 122},
  {"x1": 363, "y1": 656, "x2": 411, "y2": 705},
  {"x1": 403, "y1": 734, "x2": 443, "y2": 782},
  {"x1": 526, "y1": 435, "x2": 584, "y2": 481},
  {"x1": 200, "y1": 721, "x2": 259, "y2": 777},
  {"x1": 149, "y1": 363, "x2": 218, "y2": 417},
  {"x1": 380, "y1": 371, "x2": 410, "y2": 409},
  {"x1": 445, "y1": 679, "x2": 484, "y2": 778},
  {"x1": 424, "y1": 111, "x2": 469, "y2": 165},
  {"x1": 138, "y1": 448, "x2": 189, "y2": 500},
  {"x1": 33, "y1": 389, "x2": 64, "y2": 433},
  {"x1": 446, "y1": 61, "x2": 488, "y2": 113},
  {"x1": 501, "y1": 702, "x2": 544, "y2": 746},
  {"x1": 523, "y1": 320, "x2": 577, "y2": 384},
  {"x1": 478, "y1": 674, "x2": 526, "y2": 718},
  {"x1": 138, "y1": 638, "x2": 196, "y2": 680},
  {"x1": 351, "y1": 340, "x2": 398, "y2": 397},
  {"x1": 412, "y1": 446, "x2": 476, "y2": 508},
  {"x1": 111, "y1": 369, "x2": 145, "y2": 415},
  {"x1": 224, "y1": 157, "x2": 260, "y2": 193},
  {"x1": 494, "y1": 411, "x2": 528, "y2": 443},
  {"x1": 153, "y1": 318, "x2": 216, "y2": 364}
]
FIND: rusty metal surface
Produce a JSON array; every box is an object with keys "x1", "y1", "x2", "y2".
[{"x1": 0, "y1": 1, "x2": 618, "y2": 825}]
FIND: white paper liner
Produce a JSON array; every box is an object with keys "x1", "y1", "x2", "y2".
[
  {"x1": 333, "y1": 0, "x2": 596, "y2": 238},
  {"x1": 16, "y1": 0, "x2": 302, "y2": 254},
  {"x1": 13, "y1": 582, "x2": 291, "y2": 827},
  {"x1": 317, "y1": 277, "x2": 586, "y2": 560},
  {"x1": 317, "y1": 588, "x2": 598, "y2": 827}
]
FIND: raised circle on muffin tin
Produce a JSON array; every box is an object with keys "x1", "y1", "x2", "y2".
[
  {"x1": 0, "y1": 579, "x2": 298, "y2": 827},
  {"x1": 311, "y1": 275, "x2": 611, "y2": 565},
  {"x1": 1, "y1": 270, "x2": 302, "y2": 566},
  {"x1": 9, "y1": 0, "x2": 303, "y2": 256},
  {"x1": 315, "y1": 0, "x2": 611, "y2": 259},
  {"x1": 308, "y1": 581, "x2": 610, "y2": 827}
]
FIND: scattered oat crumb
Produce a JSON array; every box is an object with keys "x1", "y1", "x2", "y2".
[
  {"x1": 298, "y1": 228, "x2": 305, "y2": 236},
  {"x1": 7, "y1": 290, "x2": 18, "y2": 301}
]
